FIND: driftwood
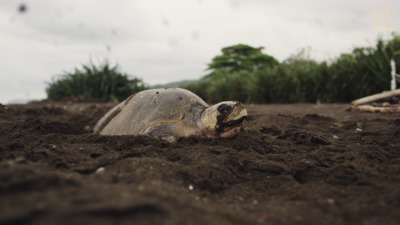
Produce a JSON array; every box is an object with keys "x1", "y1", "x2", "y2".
[
  {"x1": 351, "y1": 89, "x2": 400, "y2": 105},
  {"x1": 349, "y1": 105, "x2": 400, "y2": 113}
]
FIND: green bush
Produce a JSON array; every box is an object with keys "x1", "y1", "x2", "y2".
[
  {"x1": 46, "y1": 61, "x2": 147, "y2": 102},
  {"x1": 183, "y1": 79, "x2": 210, "y2": 101},
  {"x1": 206, "y1": 71, "x2": 254, "y2": 103}
]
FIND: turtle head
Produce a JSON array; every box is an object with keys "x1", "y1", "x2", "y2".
[{"x1": 200, "y1": 101, "x2": 247, "y2": 138}]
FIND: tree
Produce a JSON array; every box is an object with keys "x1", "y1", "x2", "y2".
[{"x1": 207, "y1": 44, "x2": 279, "y2": 74}]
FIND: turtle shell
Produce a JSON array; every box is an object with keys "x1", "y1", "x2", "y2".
[{"x1": 94, "y1": 88, "x2": 209, "y2": 135}]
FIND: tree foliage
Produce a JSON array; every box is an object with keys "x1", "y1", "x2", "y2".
[
  {"x1": 207, "y1": 44, "x2": 278, "y2": 75},
  {"x1": 46, "y1": 61, "x2": 147, "y2": 102}
]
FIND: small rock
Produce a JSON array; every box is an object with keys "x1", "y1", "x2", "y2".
[
  {"x1": 188, "y1": 185, "x2": 194, "y2": 191},
  {"x1": 252, "y1": 199, "x2": 258, "y2": 205},
  {"x1": 356, "y1": 128, "x2": 362, "y2": 132},
  {"x1": 332, "y1": 135, "x2": 339, "y2": 140},
  {"x1": 327, "y1": 198, "x2": 335, "y2": 204},
  {"x1": 84, "y1": 126, "x2": 90, "y2": 132},
  {"x1": 96, "y1": 167, "x2": 105, "y2": 173},
  {"x1": 15, "y1": 156, "x2": 26, "y2": 163}
]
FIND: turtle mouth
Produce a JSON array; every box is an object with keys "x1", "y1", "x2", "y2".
[
  {"x1": 217, "y1": 116, "x2": 246, "y2": 132},
  {"x1": 226, "y1": 116, "x2": 246, "y2": 127}
]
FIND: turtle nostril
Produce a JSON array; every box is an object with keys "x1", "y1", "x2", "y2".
[{"x1": 218, "y1": 104, "x2": 232, "y2": 115}]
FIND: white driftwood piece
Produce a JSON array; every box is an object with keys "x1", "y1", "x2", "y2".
[
  {"x1": 351, "y1": 89, "x2": 400, "y2": 105},
  {"x1": 350, "y1": 105, "x2": 400, "y2": 113}
]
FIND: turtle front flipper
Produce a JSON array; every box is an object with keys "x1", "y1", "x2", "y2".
[{"x1": 142, "y1": 124, "x2": 179, "y2": 143}]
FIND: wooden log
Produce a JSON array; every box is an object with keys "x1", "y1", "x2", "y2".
[
  {"x1": 351, "y1": 89, "x2": 400, "y2": 105},
  {"x1": 349, "y1": 105, "x2": 400, "y2": 113}
]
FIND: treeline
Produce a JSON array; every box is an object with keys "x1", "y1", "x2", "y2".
[
  {"x1": 183, "y1": 34, "x2": 400, "y2": 103},
  {"x1": 46, "y1": 34, "x2": 400, "y2": 103}
]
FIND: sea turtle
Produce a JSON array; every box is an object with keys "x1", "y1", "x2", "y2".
[{"x1": 93, "y1": 88, "x2": 247, "y2": 142}]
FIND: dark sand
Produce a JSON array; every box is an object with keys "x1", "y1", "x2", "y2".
[{"x1": 0, "y1": 102, "x2": 399, "y2": 225}]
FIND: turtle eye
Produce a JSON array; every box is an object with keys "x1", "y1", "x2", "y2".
[{"x1": 218, "y1": 104, "x2": 232, "y2": 115}]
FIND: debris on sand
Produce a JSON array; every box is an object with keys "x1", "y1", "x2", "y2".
[{"x1": 349, "y1": 89, "x2": 400, "y2": 113}]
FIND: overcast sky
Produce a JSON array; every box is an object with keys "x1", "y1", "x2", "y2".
[{"x1": 0, "y1": 0, "x2": 399, "y2": 104}]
